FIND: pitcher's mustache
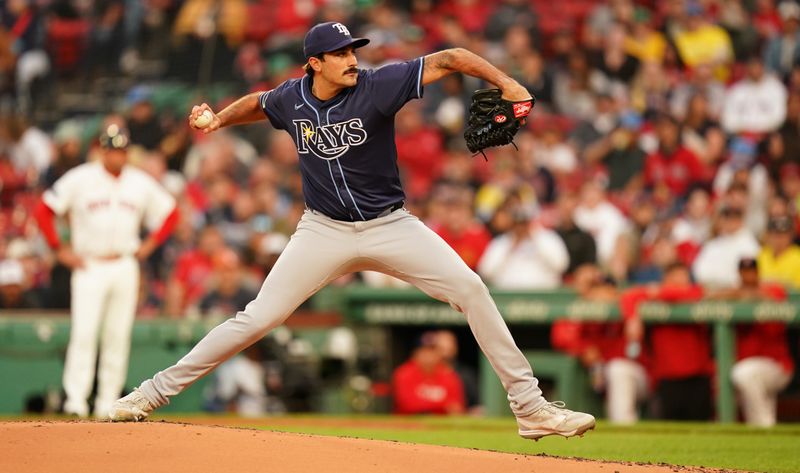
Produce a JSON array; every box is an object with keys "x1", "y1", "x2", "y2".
[{"x1": 345, "y1": 68, "x2": 359, "y2": 75}]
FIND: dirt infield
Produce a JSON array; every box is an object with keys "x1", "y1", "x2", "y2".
[{"x1": 0, "y1": 421, "x2": 738, "y2": 473}]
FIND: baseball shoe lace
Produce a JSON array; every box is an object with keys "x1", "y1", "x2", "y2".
[{"x1": 516, "y1": 401, "x2": 596, "y2": 441}]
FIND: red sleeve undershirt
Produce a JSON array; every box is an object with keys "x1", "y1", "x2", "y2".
[
  {"x1": 150, "y1": 207, "x2": 179, "y2": 245},
  {"x1": 34, "y1": 198, "x2": 60, "y2": 249}
]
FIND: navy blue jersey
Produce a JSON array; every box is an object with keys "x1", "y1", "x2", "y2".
[{"x1": 259, "y1": 57, "x2": 424, "y2": 221}]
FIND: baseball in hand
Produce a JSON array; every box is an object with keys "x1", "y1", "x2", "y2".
[{"x1": 194, "y1": 110, "x2": 214, "y2": 128}]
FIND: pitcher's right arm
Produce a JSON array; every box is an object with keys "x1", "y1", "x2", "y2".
[{"x1": 188, "y1": 92, "x2": 267, "y2": 133}]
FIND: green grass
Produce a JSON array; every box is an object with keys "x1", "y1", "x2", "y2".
[{"x1": 232, "y1": 416, "x2": 800, "y2": 473}]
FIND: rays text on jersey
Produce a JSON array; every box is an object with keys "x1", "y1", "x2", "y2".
[{"x1": 293, "y1": 118, "x2": 367, "y2": 160}]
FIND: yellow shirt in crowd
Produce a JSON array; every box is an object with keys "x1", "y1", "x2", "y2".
[
  {"x1": 758, "y1": 245, "x2": 800, "y2": 289},
  {"x1": 673, "y1": 24, "x2": 734, "y2": 82},
  {"x1": 625, "y1": 31, "x2": 667, "y2": 63}
]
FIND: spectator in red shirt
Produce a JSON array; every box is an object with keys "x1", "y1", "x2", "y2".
[
  {"x1": 645, "y1": 114, "x2": 708, "y2": 200},
  {"x1": 622, "y1": 262, "x2": 714, "y2": 421},
  {"x1": 430, "y1": 186, "x2": 491, "y2": 270},
  {"x1": 711, "y1": 257, "x2": 794, "y2": 427},
  {"x1": 164, "y1": 225, "x2": 226, "y2": 317},
  {"x1": 392, "y1": 332, "x2": 466, "y2": 415},
  {"x1": 395, "y1": 102, "x2": 444, "y2": 199}
]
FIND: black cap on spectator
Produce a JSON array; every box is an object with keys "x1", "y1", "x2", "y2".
[
  {"x1": 767, "y1": 215, "x2": 794, "y2": 233},
  {"x1": 738, "y1": 257, "x2": 758, "y2": 270}
]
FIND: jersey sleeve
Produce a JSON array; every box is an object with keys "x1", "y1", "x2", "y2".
[
  {"x1": 143, "y1": 176, "x2": 177, "y2": 231},
  {"x1": 367, "y1": 57, "x2": 425, "y2": 116},
  {"x1": 42, "y1": 167, "x2": 82, "y2": 215},
  {"x1": 258, "y1": 80, "x2": 294, "y2": 130}
]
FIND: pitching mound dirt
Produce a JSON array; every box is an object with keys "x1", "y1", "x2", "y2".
[{"x1": 1, "y1": 421, "x2": 732, "y2": 473}]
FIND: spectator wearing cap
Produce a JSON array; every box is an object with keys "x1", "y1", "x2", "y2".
[
  {"x1": 758, "y1": 215, "x2": 800, "y2": 288},
  {"x1": 624, "y1": 7, "x2": 668, "y2": 64},
  {"x1": 672, "y1": 1, "x2": 735, "y2": 82},
  {"x1": 764, "y1": 1, "x2": 800, "y2": 78},
  {"x1": 478, "y1": 201, "x2": 568, "y2": 290},
  {"x1": 392, "y1": 331, "x2": 466, "y2": 415},
  {"x1": 644, "y1": 114, "x2": 708, "y2": 201},
  {"x1": 125, "y1": 86, "x2": 164, "y2": 151},
  {"x1": 721, "y1": 52, "x2": 787, "y2": 136},
  {"x1": 713, "y1": 137, "x2": 770, "y2": 233},
  {"x1": 584, "y1": 110, "x2": 647, "y2": 193},
  {"x1": 0, "y1": 259, "x2": 40, "y2": 309},
  {"x1": 712, "y1": 258, "x2": 794, "y2": 427},
  {"x1": 692, "y1": 204, "x2": 760, "y2": 288}
]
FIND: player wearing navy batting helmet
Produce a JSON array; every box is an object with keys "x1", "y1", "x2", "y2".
[{"x1": 111, "y1": 21, "x2": 595, "y2": 441}]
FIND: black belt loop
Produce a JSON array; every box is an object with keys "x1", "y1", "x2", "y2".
[{"x1": 377, "y1": 200, "x2": 404, "y2": 218}]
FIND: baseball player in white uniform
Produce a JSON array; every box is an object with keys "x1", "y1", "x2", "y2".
[
  {"x1": 111, "y1": 22, "x2": 595, "y2": 440},
  {"x1": 35, "y1": 124, "x2": 178, "y2": 418}
]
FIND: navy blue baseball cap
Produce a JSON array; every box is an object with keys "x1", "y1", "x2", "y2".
[{"x1": 303, "y1": 22, "x2": 369, "y2": 59}]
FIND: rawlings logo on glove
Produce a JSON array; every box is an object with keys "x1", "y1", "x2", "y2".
[{"x1": 463, "y1": 88, "x2": 535, "y2": 157}]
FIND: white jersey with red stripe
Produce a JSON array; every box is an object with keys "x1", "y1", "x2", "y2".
[{"x1": 43, "y1": 161, "x2": 175, "y2": 258}]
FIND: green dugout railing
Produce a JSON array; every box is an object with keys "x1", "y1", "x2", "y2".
[
  {"x1": 325, "y1": 286, "x2": 800, "y2": 422},
  {"x1": 0, "y1": 316, "x2": 224, "y2": 414}
]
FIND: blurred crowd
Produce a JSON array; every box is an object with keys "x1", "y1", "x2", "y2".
[{"x1": 1, "y1": 0, "x2": 799, "y2": 423}]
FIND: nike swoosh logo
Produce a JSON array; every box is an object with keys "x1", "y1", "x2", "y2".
[{"x1": 295, "y1": 103, "x2": 304, "y2": 110}]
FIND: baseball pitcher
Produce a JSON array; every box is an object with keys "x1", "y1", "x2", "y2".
[
  {"x1": 110, "y1": 22, "x2": 595, "y2": 440},
  {"x1": 35, "y1": 124, "x2": 178, "y2": 418}
]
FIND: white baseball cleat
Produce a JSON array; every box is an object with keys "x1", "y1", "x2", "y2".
[
  {"x1": 108, "y1": 389, "x2": 154, "y2": 422},
  {"x1": 516, "y1": 401, "x2": 596, "y2": 441}
]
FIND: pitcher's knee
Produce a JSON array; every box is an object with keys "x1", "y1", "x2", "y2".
[
  {"x1": 449, "y1": 273, "x2": 490, "y2": 308},
  {"x1": 238, "y1": 300, "x2": 293, "y2": 334}
]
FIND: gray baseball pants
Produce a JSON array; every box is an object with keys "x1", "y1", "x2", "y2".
[{"x1": 139, "y1": 209, "x2": 545, "y2": 416}]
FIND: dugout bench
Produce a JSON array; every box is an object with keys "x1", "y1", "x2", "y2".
[{"x1": 331, "y1": 286, "x2": 800, "y2": 422}]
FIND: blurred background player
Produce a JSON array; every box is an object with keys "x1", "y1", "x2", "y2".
[
  {"x1": 34, "y1": 125, "x2": 178, "y2": 418},
  {"x1": 551, "y1": 264, "x2": 648, "y2": 425},
  {"x1": 622, "y1": 263, "x2": 714, "y2": 421},
  {"x1": 713, "y1": 257, "x2": 794, "y2": 427}
]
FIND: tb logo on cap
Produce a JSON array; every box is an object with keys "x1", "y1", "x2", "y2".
[{"x1": 332, "y1": 23, "x2": 351, "y2": 36}]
